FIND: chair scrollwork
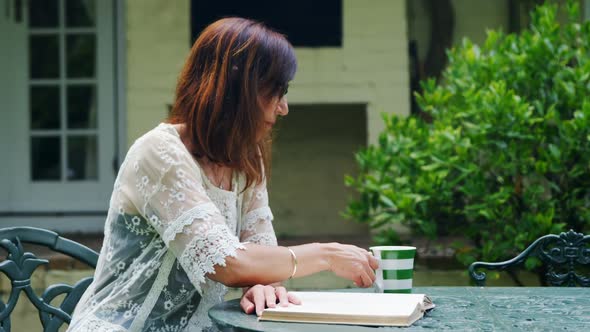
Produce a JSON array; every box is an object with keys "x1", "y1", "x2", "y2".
[
  {"x1": 0, "y1": 227, "x2": 98, "y2": 331},
  {"x1": 469, "y1": 230, "x2": 590, "y2": 287}
]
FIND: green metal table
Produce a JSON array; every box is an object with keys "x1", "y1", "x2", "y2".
[{"x1": 209, "y1": 287, "x2": 590, "y2": 331}]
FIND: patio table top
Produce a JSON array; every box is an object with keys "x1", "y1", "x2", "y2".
[{"x1": 209, "y1": 286, "x2": 590, "y2": 331}]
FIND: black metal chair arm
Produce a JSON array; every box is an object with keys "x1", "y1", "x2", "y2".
[{"x1": 0, "y1": 226, "x2": 99, "y2": 331}]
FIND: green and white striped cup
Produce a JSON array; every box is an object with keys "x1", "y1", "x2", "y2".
[{"x1": 370, "y1": 246, "x2": 416, "y2": 293}]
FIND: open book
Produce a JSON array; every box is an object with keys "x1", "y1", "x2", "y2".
[{"x1": 259, "y1": 291, "x2": 434, "y2": 327}]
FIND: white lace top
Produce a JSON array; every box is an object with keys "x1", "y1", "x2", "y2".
[{"x1": 67, "y1": 123, "x2": 277, "y2": 332}]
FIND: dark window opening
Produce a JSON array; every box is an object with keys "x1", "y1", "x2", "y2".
[{"x1": 190, "y1": 0, "x2": 342, "y2": 47}]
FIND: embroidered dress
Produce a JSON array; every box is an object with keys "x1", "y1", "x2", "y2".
[{"x1": 67, "y1": 123, "x2": 277, "y2": 332}]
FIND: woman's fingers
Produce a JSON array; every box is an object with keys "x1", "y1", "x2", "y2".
[
  {"x1": 252, "y1": 286, "x2": 266, "y2": 316},
  {"x1": 328, "y1": 244, "x2": 382, "y2": 287},
  {"x1": 368, "y1": 265, "x2": 379, "y2": 286},
  {"x1": 368, "y1": 254, "x2": 380, "y2": 270},
  {"x1": 264, "y1": 285, "x2": 277, "y2": 309},
  {"x1": 275, "y1": 286, "x2": 289, "y2": 306},
  {"x1": 365, "y1": 264, "x2": 376, "y2": 283},
  {"x1": 354, "y1": 273, "x2": 365, "y2": 287},
  {"x1": 241, "y1": 285, "x2": 300, "y2": 315},
  {"x1": 360, "y1": 271, "x2": 373, "y2": 288},
  {"x1": 287, "y1": 292, "x2": 302, "y2": 305},
  {"x1": 354, "y1": 272, "x2": 370, "y2": 288},
  {"x1": 355, "y1": 249, "x2": 376, "y2": 286},
  {"x1": 240, "y1": 294, "x2": 255, "y2": 314},
  {"x1": 354, "y1": 249, "x2": 377, "y2": 287}
]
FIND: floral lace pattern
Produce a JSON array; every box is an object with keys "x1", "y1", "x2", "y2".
[
  {"x1": 162, "y1": 202, "x2": 220, "y2": 245},
  {"x1": 128, "y1": 251, "x2": 177, "y2": 331},
  {"x1": 205, "y1": 186, "x2": 238, "y2": 234},
  {"x1": 180, "y1": 223, "x2": 245, "y2": 293},
  {"x1": 241, "y1": 207, "x2": 277, "y2": 246},
  {"x1": 67, "y1": 123, "x2": 277, "y2": 332},
  {"x1": 186, "y1": 279, "x2": 229, "y2": 331},
  {"x1": 241, "y1": 233, "x2": 277, "y2": 246},
  {"x1": 72, "y1": 314, "x2": 127, "y2": 332},
  {"x1": 67, "y1": 124, "x2": 279, "y2": 332},
  {"x1": 243, "y1": 207, "x2": 273, "y2": 232}
]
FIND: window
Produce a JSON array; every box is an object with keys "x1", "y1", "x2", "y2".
[
  {"x1": 190, "y1": 0, "x2": 342, "y2": 47},
  {"x1": 28, "y1": 0, "x2": 99, "y2": 181}
]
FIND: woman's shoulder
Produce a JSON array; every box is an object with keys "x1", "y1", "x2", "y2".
[
  {"x1": 127, "y1": 123, "x2": 181, "y2": 154},
  {"x1": 114, "y1": 123, "x2": 204, "y2": 191},
  {"x1": 132, "y1": 123, "x2": 179, "y2": 146},
  {"x1": 123, "y1": 123, "x2": 195, "y2": 170}
]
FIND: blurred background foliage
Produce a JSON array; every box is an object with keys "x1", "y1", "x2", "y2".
[{"x1": 345, "y1": 0, "x2": 590, "y2": 271}]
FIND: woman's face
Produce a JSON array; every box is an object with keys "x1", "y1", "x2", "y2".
[{"x1": 259, "y1": 93, "x2": 289, "y2": 137}]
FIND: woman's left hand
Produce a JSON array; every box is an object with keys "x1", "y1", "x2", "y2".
[{"x1": 240, "y1": 284, "x2": 301, "y2": 316}]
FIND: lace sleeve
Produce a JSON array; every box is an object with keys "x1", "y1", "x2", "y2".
[
  {"x1": 120, "y1": 130, "x2": 244, "y2": 294},
  {"x1": 240, "y1": 174, "x2": 278, "y2": 246}
]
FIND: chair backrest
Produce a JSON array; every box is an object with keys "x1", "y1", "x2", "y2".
[
  {"x1": 469, "y1": 229, "x2": 590, "y2": 287},
  {"x1": 0, "y1": 227, "x2": 98, "y2": 332}
]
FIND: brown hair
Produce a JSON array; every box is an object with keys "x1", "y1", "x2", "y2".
[{"x1": 169, "y1": 17, "x2": 296, "y2": 189}]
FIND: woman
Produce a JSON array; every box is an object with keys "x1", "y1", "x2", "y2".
[{"x1": 68, "y1": 17, "x2": 378, "y2": 332}]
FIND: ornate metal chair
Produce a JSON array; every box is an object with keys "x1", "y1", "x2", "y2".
[
  {"x1": 0, "y1": 227, "x2": 98, "y2": 331},
  {"x1": 469, "y1": 230, "x2": 590, "y2": 287}
]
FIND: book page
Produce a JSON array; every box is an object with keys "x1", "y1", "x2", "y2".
[{"x1": 262, "y1": 292, "x2": 429, "y2": 318}]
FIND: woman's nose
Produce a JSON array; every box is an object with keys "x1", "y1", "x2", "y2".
[{"x1": 277, "y1": 97, "x2": 289, "y2": 116}]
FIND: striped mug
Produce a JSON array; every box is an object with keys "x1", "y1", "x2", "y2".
[{"x1": 370, "y1": 246, "x2": 416, "y2": 293}]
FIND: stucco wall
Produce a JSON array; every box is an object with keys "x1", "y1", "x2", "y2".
[
  {"x1": 287, "y1": 0, "x2": 409, "y2": 145},
  {"x1": 125, "y1": 0, "x2": 189, "y2": 144},
  {"x1": 125, "y1": 0, "x2": 409, "y2": 146},
  {"x1": 270, "y1": 104, "x2": 368, "y2": 237}
]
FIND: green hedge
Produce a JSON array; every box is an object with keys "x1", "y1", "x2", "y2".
[{"x1": 345, "y1": 1, "x2": 590, "y2": 266}]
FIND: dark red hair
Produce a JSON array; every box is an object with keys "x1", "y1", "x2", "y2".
[{"x1": 169, "y1": 17, "x2": 296, "y2": 189}]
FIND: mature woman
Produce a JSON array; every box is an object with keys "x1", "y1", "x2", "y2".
[{"x1": 68, "y1": 17, "x2": 378, "y2": 332}]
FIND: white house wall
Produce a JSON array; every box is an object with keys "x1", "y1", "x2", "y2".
[
  {"x1": 125, "y1": 0, "x2": 190, "y2": 144},
  {"x1": 289, "y1": 0, "x2": 410, "y2": 145},
  {"x1": 125, "y1": 0, "x2": 410, "y2": 146}
]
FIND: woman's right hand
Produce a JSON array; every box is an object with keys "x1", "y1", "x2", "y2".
[{"x1": 325, "y1": 243, "x2": 380, "y2": 288}]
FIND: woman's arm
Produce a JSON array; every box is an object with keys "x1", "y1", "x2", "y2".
[
  {"x1": 210, "y1": 242, "x2": 379, "y2": 288},
  {"x1": 125, "y1": 132, "x2": 377, "y2": 295},
  {"x1": 218, "y1": 241, "x2": 379, "y2": 316},
  {"x1": 231, "y1": 170, "x2": 378, "y2": 287}
]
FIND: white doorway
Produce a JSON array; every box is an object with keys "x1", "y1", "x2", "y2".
[{"x1": 0, "y1": 0, "x2": 118, "y2": 232}]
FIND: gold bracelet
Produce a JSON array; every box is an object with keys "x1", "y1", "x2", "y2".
[{"x1": 287, "y1": 247, "x2": 297, "y2": 279}]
